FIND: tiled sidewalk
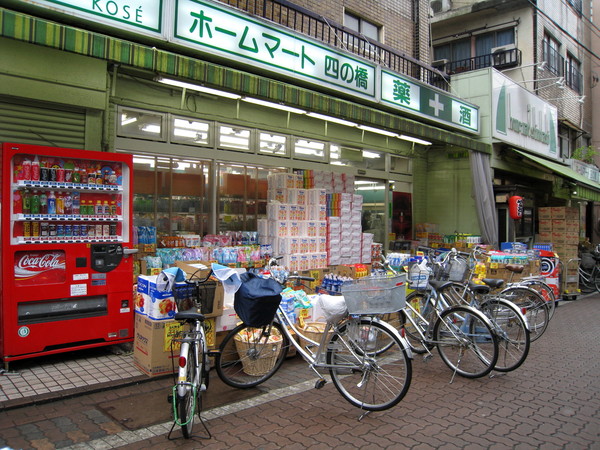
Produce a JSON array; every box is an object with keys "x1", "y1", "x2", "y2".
[{"x1": 0, "y1": 345, "x2": 145, "y2": 408}]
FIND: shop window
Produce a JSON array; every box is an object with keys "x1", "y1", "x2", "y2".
[
  {"x1": 171, "y1": 117, "x2": 211, "y2": 146},
  {"x1": 293, "y1": 138, "x2": 326, "y2": 162},
  {"x1": 330, "y1": 145, "x2": 385, "y2": 170},
  {"x1": 218, "y1": 125, "x2": 252, "y2": 152},
  {"x1": 218, "y1": 163, "x2": 273, "y2": 233},
  {"x1": 117, "y1": 107, "x2": 166, "y2": 141},
  {"x1": 259, "y1": 133, "x2": 288, "y2": 156},
  {"x1": 132, "y1": 155, "x2": 211, "y2": 237}
]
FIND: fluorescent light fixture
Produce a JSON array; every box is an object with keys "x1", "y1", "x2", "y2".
[
  {"x1": 398, "y1": 134, "x2": 432, "y2": 146},
  {"x1": 357, "y1": 125, "x2": 397, "y2": 137},
  {"x1": 157, "y1": 76, "x2": 241, "y2": 100},
  {"x1": 546, "y1": 95, "x2": 586, "y2": 103},
  {"x1": 515, "y1": 76, "x2": 564, "y2": 84},
  {"x1": 306, "y1": 112, "x2": 358, "y2": 127},
  {"x1": 356, "y1": 185, "x2": 386, "y2": 191},
  {"x1": 121, "y1": 115, "x2": 137, "y2": 126},
  {"x1": 242, "y1": 97, "x2": 307, "y2": 114},
  {"x1": 141, "y1": 124, "x2": 161, "y2": 134},
  {"x1": 362, "y1": 150, "x2": 381, "y2": 159}
]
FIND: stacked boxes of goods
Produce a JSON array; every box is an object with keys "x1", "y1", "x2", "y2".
[
  {"x1": 538, "y1": 207, "x2": 579, "y2": 261},
  {"x1": 326, "y1": 192, "x2": 363, "y2": 265},
  {"x1": 259, "y1": 172, "x2": 328, "y2": 271}
]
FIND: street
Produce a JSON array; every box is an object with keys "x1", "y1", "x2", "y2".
[{"x1": 1, "y1": 295, "x2": 599, "y2": 449}]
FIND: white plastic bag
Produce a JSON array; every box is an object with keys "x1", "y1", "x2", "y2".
[
  {"x1": 409, "y1": 258, "x2": 430, "y2": 289},
  {"x1": 315, "y1": 294, "x2": 348, "y2": 323}
]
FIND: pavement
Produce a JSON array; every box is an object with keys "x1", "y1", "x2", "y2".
[{"x1": 0, "y1": 294, "x2": 599, "y2": 449}]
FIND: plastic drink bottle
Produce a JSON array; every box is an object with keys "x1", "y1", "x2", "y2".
[
  {"x1": 31, "y1": 156, "x2": 40, "y2": 181},
  {"x1": 22, "y1": 158, "x2": 32, "y2": 181},
  {"x1": 56, "y1": 192, "x2": 64, "y2": 215},
  {"x1": 30, "y1": 191, "x2": 40, "y2": 215},
  {"x1": 22, "y1": 190, "x2": 31, "y2": 214},
  {"x1": 47, "y1": 191, "x2": 57, "y2": 215},
  {"x1": 39, "y1": 191, "x2": 47, "y2": 214},
  {"x1": 72, "y1": 191, "x2": 80, "y2": 215},
  {"x1": 64, "y1": 192, "x2": 73, "y2": 215}
]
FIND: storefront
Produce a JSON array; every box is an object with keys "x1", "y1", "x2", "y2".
[{"x1": 1, "y1": 2, "x2": 489, "y2": 255}]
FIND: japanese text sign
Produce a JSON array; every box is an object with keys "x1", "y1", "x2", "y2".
[{"x1": 174, "y1": 0, "x2": 376, "y2": 98}]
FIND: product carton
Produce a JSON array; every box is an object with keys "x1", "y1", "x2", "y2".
[
  {"x1": 216, "y1": 306, "x2": 240, "y2": 332},
  {"x1": 136, "y1": 275, "x2": 176, "y2": 320}
]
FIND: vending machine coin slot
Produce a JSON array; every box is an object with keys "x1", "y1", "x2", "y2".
[{"x1": 91, "y1": 243, "x2": 123, "y2": 273}]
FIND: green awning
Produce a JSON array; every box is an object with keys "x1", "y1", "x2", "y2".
[{"x1": 514, "y1": 149, "x2": 600, "y2": 201}]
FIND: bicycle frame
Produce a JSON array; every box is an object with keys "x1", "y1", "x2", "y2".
[
  {"x1": 176, "y1": 320, "x2": 207, "y2": 398},
  {"x1": 275, "y1": 304, "x2": 413, "y2": 373}
]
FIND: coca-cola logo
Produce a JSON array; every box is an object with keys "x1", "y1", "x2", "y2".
[{"x1": 17, "y1": 253, "x2": 64, "y2": 270}]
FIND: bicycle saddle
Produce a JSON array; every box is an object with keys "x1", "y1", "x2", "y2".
[
  {"x1": 505, "y1": 264, "x2": 524, "y2": 273},
  {"x1": 175, "y1": 307, "x2": 205, "y2": 322},
  {"x1": 479, "y1": 279, "x2": 504, "y2": 289}
]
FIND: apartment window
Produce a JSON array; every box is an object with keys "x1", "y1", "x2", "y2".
[
  {"x1": 474, "y1": 29, "x2": 515, "y2": 57},
  {"x1": 344, "y1": 12, "x2": 379, "y2": 41},
  {"x1": 543, "y1": 34, "x2": 563, "y2": 76},
  {"x1": 566, "y1": 54, "x2": 583, "y2": 93}
]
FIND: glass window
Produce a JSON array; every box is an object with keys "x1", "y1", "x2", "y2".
[
  {"x1": 543, "y1": 33, "x2": 563, "y2": 76},
  {"x1": 259, "y1": 133, "x2": 288, "y2": 156},
  {"x1": 117, "y1": 107, "x2": 166, "y2": 141},
  {"x1": 390, "y1": 155, "x2": 410, "y2": 173},
  {"x1": 566, "y1": 54, "x2": 582, "y2": 93},
  {"x1": 171, "y1": 117, "x2": 211, "y2": 146},
  {"x1": 293, "y1": 138, "x2": 327, "y2": 162},
  {"x1": 218, "y1": 125, "x2": 252, "y2": 152},
  {"x1": 344, "y1": 12, "x2": 379, "y2": 41}
]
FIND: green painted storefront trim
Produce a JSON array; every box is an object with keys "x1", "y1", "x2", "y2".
[{"x1": 0, "y1": 8, "x2": 490, "y2": 154}]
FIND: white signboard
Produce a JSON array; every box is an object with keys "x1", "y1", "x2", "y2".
[
  {"x1": 492, "y1": 71, "x2": 558, "y2": 158},
  {"x1": 22, "y1": 0, "x2": 163, "y2": 35},
  {"x1": 173, "y1": 0, "x2": 376, "y2": 98}
]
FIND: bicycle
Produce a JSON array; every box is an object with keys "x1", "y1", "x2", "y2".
[
  {"x1": 431, "y1": 249, "x2": 531, "y2": 373},
  {"x1": 215, "y1": 260, "x2": 413, "y2": 415},
  {"x1": 157, "y1": 267, "x2": 215, "y2": 440},
  {"x1": 379, "y1": 256, "x2": 500, "y2": 381},
  {"x1": 578, "y1": 247, "x2": 600, "y2": 294}
]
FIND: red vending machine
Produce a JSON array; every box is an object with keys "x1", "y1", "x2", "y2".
[{"x1": 0, "y1": 143, "x2": 136, "y2": 366}]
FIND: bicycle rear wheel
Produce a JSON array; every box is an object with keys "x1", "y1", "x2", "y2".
[
  {"x1": 398, "y1": 291, "x2": 434, "y2": 354},
  {"x1": 499, "y1": 286, "x2": 549, "y2": 341},
  {"x1": 433, "y1": 305, "x2": 498, "y2": 379},
  {"x1": 216, "y1": 321, "x2": 288, "y2": 388},
  {"x1": 176, "y1": 341, "x2": 200, "y2": 439},
  {"x1": 479, "y1": 297, "x2": 530, "y2": 372},
  {"x1": 327, "y1": 318, "x2": 412, "y2": 411}
]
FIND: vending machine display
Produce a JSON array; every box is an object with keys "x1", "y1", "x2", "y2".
[{"x1": 1, "y1": 143, "x2": 136, "y2": 366}]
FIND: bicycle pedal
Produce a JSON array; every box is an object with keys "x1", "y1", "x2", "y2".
[
  {"x1": 314, "y1": 379, "x2": 327, "y2": 389},
  {"x1": 167, "y1": 394, "x2": 173, "y2": 404},
  {"x1": 423, "y1": 354, "x2": 433, "y2": 362},
  {"x1": 200, "y1": 383, "x2": 207, "y2": 392}
]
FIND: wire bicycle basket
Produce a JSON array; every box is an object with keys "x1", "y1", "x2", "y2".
[{"x1": 340, "y1": 273, "x2": 407, "y2": 314}]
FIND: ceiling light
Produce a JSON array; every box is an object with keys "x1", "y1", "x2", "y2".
[
  {"x1": 357, "y1": 125, "x2": 398, "y2": 137},
  {"x1": 362, "y1": 151, "x2": 381, "y2": 159},
  {"x1": 398, "y1": 135, "x2": 432, "y2": 146},
  {"x1": 241, "y1": 97, "x2": 307, "y2": 114},
  {"x1": 306, "y1": 112, "x2": 358, "y2": 127},
  {"x1": 156, "y1": 76, "x2": 241, "y2": 99}
]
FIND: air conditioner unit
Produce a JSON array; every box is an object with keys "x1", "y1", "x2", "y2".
[
  {"x1": 431, "y1": 0, "x2": 452, "y2": 14},
  {"x1": 432, "y1": 59, "x2": 449, "y2": 72}
]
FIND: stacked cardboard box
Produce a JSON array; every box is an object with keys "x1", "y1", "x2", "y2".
[{"x1": 538, "y1": 207, "x2": 579, "y2": 260}]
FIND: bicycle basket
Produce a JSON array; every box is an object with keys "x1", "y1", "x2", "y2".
[
  {"x1": 447, "y1": 258, "x2": 469, "y2": 282},
  {"x1": 173, "y1": 280, "x2": 217, "y2": 315},
  {"x1": 234, "y1": 272, "x2": 283, "y2": 327},
  {"x1": 580, "y1": 253, "x2": 595, "y2": 269},
  {"x1": 340, "y1": 274, "x2": 407, "y2": 315}
]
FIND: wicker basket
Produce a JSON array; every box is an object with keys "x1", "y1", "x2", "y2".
[
  {"x1": 234, "y1": 333, "x2": 283, "y2": 376},
  {"x1": 299, "y1": 322, "x2": 331, "y2": 349}
]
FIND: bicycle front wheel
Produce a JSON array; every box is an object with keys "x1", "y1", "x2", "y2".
[
  {"x1": 216, "y1": 321, "x2": 288, "y2": 389},
  {"x1": 433, "y1": 305, "x2": 498, "y2": 379},
  {"x1": 327, "y1": 318, "x2": 412, "y2": 411},
  {"x1": 521, "y1": 279, "x2": 556, "y2": 321},
  {"x1": 176, "y1": 341, "x2": 199, "y2": 439},
  {"x1": 479, "y1": 298, "x2": 530, "y2": 372}
]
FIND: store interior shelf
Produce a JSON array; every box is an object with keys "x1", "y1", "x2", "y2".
[{"x1": 14, "y1": 181, "x2": 123, "y2": 192}]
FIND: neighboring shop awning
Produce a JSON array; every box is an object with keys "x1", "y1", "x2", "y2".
[{"x1": 513, "y1": 149, "x2": 600, "y2": 201}]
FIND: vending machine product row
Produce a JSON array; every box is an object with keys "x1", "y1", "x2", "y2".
[{"x1": 1, "y1": 143, "x2": 137, "y2": 367}]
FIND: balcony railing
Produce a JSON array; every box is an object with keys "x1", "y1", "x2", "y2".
[
  {"x1": 218, "y1": 0, "x2": 450, "y2": 91},
  {"x1": 570, "y1": 159, "x2": 600, "y2": 183},
  {"x1": 432, "y1": 47, "x2": 522, "y2": 76}
]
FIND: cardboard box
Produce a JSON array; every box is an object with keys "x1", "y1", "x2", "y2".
[
  {"x1": 538, "y1": 219, "x2": 552, "y2": 232},
  {"x1": 134, "y1": 313, "x2": 217, "y2": 377},
  {"x1": 215, "y1": 306, "x2": 240, "y2": 332},
  {"x1": 550, "y1": 206, "x2": 578, "y2": 220},
  {"x1": 133, "y1": 313, "x2": 181, "y2": 377},
  {"x1": 538, "y1": 207, "x2": 552, "y2": 219}
]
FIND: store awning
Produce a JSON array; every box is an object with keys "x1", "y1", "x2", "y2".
[{"x1": 513, "y1": 149, "x2": 600, "y2": 201}]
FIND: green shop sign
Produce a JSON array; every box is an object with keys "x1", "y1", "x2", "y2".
[
  {"x1": 381, "y1": 70, "x2": 479, "y2": 133},
  {"x1": 173, "y1": 0, "x2": 376, "y2": 98},
  {"x1": 23, "y1": 0, "x2": 163, "y2": 33}
]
